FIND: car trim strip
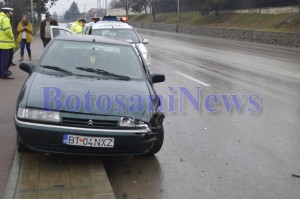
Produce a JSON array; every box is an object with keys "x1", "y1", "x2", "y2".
[{"x1": 15, "y1": 116, "x2": 150, "y2": 134}]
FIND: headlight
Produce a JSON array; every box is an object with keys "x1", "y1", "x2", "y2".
[
  {"x1": 17, "y1": 107, "x2": 60, "y2": 122},
  {"x1": 119, "y1": 117, "x2": 148, "y2": 128}
]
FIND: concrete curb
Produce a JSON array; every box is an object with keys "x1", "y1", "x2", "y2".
[{"x1": 3, "y1": 152, "x2": 22, "y2": 199}]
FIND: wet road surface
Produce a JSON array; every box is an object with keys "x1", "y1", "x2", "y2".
[{"x1": 104, "y1": 29, "x2": 300, "y2": 199}]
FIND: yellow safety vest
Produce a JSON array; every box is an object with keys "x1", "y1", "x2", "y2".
[
  {"x1": 70, "y1": 21, "x2": 83, "y2": 34},
  {"x1": 0, "y1": 12, "x2": 14, "y2": 49}
]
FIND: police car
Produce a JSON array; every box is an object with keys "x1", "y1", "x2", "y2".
[{"x1": 84, "y1": 16, "x2": 151, "y2": 66}]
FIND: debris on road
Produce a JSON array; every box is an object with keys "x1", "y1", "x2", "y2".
[
  {"x1": 292, "y1": 174, "x2": 300, "y2": 178},
  {"x1": 121, "y1": 192, "x2": 128, "y2": 199}
]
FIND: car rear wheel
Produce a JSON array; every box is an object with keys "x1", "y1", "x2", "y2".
[
  {"x1": 17, "y1": 136, "x2": 31, "y2": 152},
  {"x1": 146, "y1": 126, "x2": 164, "y2": 155}
]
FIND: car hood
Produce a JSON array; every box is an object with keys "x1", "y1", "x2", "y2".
[{"x1": 26, "y1": 73, "x2": 157, "y2": 122}]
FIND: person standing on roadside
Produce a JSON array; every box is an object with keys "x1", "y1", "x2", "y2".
[
  {"x1": 0, "y1": 7, "x2": 15, "y2": 79},
  {"x1": 17, "y1": 15, "x2": 33, "y2": 61},
  {"x1": 40, "y1": 12, "x2": 58, "y2": 47},
  {"x1": 70, "y1": 19, "x2": 86, "y2": 34}
]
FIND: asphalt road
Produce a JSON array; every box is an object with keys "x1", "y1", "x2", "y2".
[{"x1": 103, "y1": 29, "x2": 300, "y2": 199}]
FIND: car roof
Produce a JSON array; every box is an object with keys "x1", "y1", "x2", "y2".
[
  {"x1": 89, "y1": 21, "x2": 133, "y2": 29},
  {"x1": 53, "y1": 34, "x2": 133, "y2": 46}
]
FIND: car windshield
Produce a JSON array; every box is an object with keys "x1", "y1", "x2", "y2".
[
  {"x1": 91, "y1": 29, "x2": 140, "y2": 43},
  {"x1": 38, "y1": 40, "x2": 144, "y2": 79}
]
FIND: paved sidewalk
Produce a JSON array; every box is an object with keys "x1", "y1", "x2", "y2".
[
  {"x1": 0, "y1": 35, "x2": 34, "y2": 198},
  {"x1": 1, "y1": 35, "x2": 115, "y2": 199},
  {"x1": 4, "y1": 153, "x2": 114, "y2": 199}
]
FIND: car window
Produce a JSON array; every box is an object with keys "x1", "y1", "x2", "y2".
[
  {"x1": 52, "y1": 27, "x2": 73, "y2": 38},
  {"x1": 91, "y1": 29, "x2": 140, "y2": 43},
  {"x1": 38, "y1": 40, "x2": 144, "y2": 79}
]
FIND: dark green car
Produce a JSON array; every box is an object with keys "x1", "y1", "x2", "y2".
[{"x1": 15, "y1": 34, "x2": 165, "y2": 155}]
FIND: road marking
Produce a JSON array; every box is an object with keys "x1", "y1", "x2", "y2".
[
  {"x1": 175, "y1": 71, "x2": 210, "y2": 87},
  {"x1": 238, "y1": 61, "x2": 300, "y2": 79},
  {"x1": 197, "y1": 52, "x2": 300, "y2": 79}
]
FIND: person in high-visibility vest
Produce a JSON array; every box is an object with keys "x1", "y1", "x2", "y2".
[
  {"x1": 0, "y1": 7, "x2": 15, "y2": 79},
  {"x1": 70, "y1": 19, "x2": 86, "y2": 34}
]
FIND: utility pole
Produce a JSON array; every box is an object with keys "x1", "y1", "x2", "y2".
[
  {"x1": 31, "y1": 0, "x2": 34, "y2": 32},
  {"x1": 126, "y1": 0, "x2": 129, "y2": 16},
  {"x1": 176, "y1": 0, "x2": 180, "y2": 32},
  {"x1": 106, "y1": 0, "x2": 108, "y2": 15}
]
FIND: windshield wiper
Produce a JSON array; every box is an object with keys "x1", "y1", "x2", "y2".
[
  {"x1": 40, "y1": 65, "x2": 73, "y2": 75},
  {"x1": 76, "y1": 67, "x2": 131, "y2": 80}
]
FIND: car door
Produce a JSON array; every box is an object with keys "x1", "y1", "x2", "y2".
[{"x1": 50, "y1": 26, "x2": 75, "y2": 39}]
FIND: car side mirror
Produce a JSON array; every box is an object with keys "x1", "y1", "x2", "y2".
[
  {"x1": 151, "y1": 74, "x2": 165, "y2": 83},
  {"x1": 19, "y1": 61, "x2": 34, "y2": 74},
  {"x1": 142, "y1": 39, "x2": 149, "y2": 44}
]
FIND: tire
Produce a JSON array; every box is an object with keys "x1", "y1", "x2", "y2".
[
  {"x1": 146, "y1": 126, "x2": 164, "y2": 155},
  {"x1": 17, "y1": 136, "x2": 31, "y2": 152}
]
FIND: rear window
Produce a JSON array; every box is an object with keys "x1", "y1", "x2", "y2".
[{"x1": 91, "y1": 29, "x2": 140, "y2": 43}]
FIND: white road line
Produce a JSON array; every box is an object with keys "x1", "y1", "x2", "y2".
[
  {"x1": 238, "y1": 61, "x2": 300, "y2": 78},
  {"x1": 175, "y1": 71, "x2": 210, "y2": 87},
  {"x1": 198, "y1": 52, "x2": 300, "y2": 79}
]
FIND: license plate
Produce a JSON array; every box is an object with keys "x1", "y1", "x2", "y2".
[{"x1": 63, "y1": 134, "x2": 114, "y2": 148}]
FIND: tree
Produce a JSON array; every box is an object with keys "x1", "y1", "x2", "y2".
[
  {"x1": 109, "y1": 0, "x2": 131, "y2": 16},
  {"x1": 150, "y1": 0, "x2": 158, "y2": 22},
  {"x1": 131, "y1": 0, "x2": 150, "y2": 14},
  {"x1": 68, "y1": 1, "x2": 80, "y2": 21},
  {"x1": 64, "y1": 10, "x2": 71, "y2": 21},
  {"x1": 109, "y1": 0, "x2": 125, "y2": 8},
  {"x1": 125, "y1": 0, "x2": 131, "y2": 16},
  {"x1": 198, "y1": 0, "x2": 210, "y2": 15},
  {"x1": 253, "y1": 0, "x2": 299, "y2": 7},
  {"x1": 223, "y1": 0, "x2": 254, "y2": 9},
  {"x1": 197, "y1": 0, "x2": 226, "y2": 16},
  {"x1": 210, "y1": 0, "x2": 227, "y2": 15},
  {"x1": 156, "y1": 0, "x2": 176, "y2": 12},
  {"x1": 52, "y1": 12, "x2": 59, "y2": 21}
]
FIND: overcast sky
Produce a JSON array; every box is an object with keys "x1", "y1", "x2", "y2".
[{"x1": 48, "y1": 0, "x2": 111, "y2": 16}]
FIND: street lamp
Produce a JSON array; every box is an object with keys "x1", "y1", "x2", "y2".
[
  {"x1": 31, "y1": 0, "x2": 34, "y2": 33},
  {"x1": 176, "y1": 0, "x2": 180, "y2": 32}
]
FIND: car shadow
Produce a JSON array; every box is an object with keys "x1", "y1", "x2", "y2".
[{"x1": 102, "y1": 155, "x2": 164, "y2": 199}]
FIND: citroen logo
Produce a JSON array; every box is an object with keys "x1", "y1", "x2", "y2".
[{"x1": 87, "y1": 119, "x2": 94, "y2": 127}]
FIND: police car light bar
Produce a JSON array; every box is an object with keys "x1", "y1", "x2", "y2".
[
  {"x1": 103, "y1": 16, "x2": 118, "y2": 21},
  {"x1": 91, "y1": 17, "x2": 100, "y2": 22},
  {"x1": 120, "y1": 16, "x2": 128, "y2": 22}
]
